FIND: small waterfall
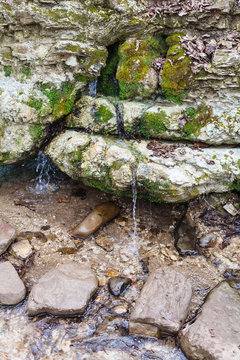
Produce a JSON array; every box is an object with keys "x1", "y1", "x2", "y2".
[
  {"x1": 88, "y1": 79, "x2": 98, "y2": 98},
  {"x1": 29, "y1": 151, "x2": 60, "y2": 194},
  {"x1": 131, "y1": 165, "x2": 138, "y2": 255},
  {"x1": 115, "y1": 104, "x2": 125, "y2": 138}
]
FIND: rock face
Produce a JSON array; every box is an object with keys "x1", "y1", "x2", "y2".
[
  {"x1": 0, "y1": 261, "x2": 26, "y2": 305},
  {"x1": 72, "y1": 202, "x2": 120, "y2": 238},
  {"x1": 0, "y1": 220, "x2": 16, "y2": 255},
  {"x1": 179, "y1": 282, "x2": 240, "y2": 360},
  {"x1": 46, "y1": 131, "x2": 240, "y2": 202},
  {"x1": 129, "y1": 268, "x2": 192, "y2": 337},
  {"x1": 27, "y1": 262, "x2": 98, "y2": 316}
]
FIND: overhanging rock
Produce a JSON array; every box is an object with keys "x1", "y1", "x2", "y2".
[{"x1": 46, "y1": 131, "x2": 240, "y2": 202}]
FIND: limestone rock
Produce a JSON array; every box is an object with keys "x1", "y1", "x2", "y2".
[
  {"x1": 72, "y1": 202, "x2": 120, "y2": 238},
  {"x1": 179, "y1": 282, "x2": 240, "y2": 360},
  {"x1": 0, "y1": 261, "x2": 26, "y2": 305},
  {"x1": 27, "y1": 262, "x2": 98, "y2": 316},
  {"x1": 46, "y1": 131, "x2": 240, "y2": 202},
  {"x1": 129, "y1": 268, "x2": 192, "y2": 337},
  {"x1": 10, "y1": 239, "x2": 33, "y2": 260},
  {"x1": 0, "y1": 221, "x2": 16, "y2": 255}
]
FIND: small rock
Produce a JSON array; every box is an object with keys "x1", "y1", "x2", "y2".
[
  {"x1": 27, "y1": 262, "x2": 98, "y2": 316},
  {"x1": 0, "y1": 220, "x2": 16, "y2": 255},
  {"x1": 10, "y1": 239, "x2": 33, "y2": 260},
  {"x1": 179, "y1": 282, "x2": 240, "y2": 360},
  {"x1": 129, "y1": 268, "x2": 192, "y2": 337},
  {"x1": 112, "y1": 304, "x2": 129, "y2": 315},
  {"x1": 0, "y1": 261, "x2": 26, "y2": 305},
  {"x1": 223, "y1": 203, "x2": 238, "y2": 216},
  {"x1": 108, "y1": 276, "x2": 132, "y2": 296},
  {"x1": 72, "y1": 202, "x2": 120, "y2": 238},
  {"x1": 58, "y1": 195, "x2": 71, "y2": 203},
  {"x1": 105, "y1": 269, "x2": 119, "y2": 277},
  {"x1": 198, "y1": 233, "x2": 217, "y2": 248},
  {"x1": 95, "y1": 236, "x2": 114, "y2": 252}
]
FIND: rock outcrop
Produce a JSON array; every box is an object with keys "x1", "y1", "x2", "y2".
[
  {"x1": 129, "y1": 268, "x2": 192, "y2": 337},
  {"x1": 179, "y1": 281, "x2": 240, "y2": 360},
  {"x1": 0, "y1": 0, "x2": 240, "y2": 201},
  {"x1": 46, "y1": 130, "x2": 240, "y2": 202},
  {"x1": 27, "y1": 262, "x2": 98, "y2": 316}
]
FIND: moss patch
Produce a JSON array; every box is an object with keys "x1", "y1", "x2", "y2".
[
  {"x1": 116, "y1": 35, "x2": 167, "y2": 99},
  {"x1": 182, "y1": 103, "x2": 216, "y2": 137},
  {"x1": 29, "y1": 124, "x2": 43, "y2": 142},
  {"x1": 94, "y1": 105, "x2": 113, "y2": 124},
  {"x1": 40, "y1": 82, "x2": 78, "y2": 119},
  {"x1": 161, "y1": 34, "x2": 194, "y2": 104},
  {"x1": 3, "y1": 66, "x2": 12, "y2": 77},
  {"x1": 139, "y1": 111, "x2": 168, "y2": 138},
  {"x1": 27, "y1": 99, "x2": 43, "y2": 111}
]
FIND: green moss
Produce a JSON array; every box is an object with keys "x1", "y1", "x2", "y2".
[
  {"x1": 98, "y1": 43, "x2": 120, "y2": 96},
  {"x1": 29, "y1": 124, "x2": 43, "y2": 142},
  {"x1": 40, "y1": 82, "x2": 77, "y2": 119},
  {"x1": 116, "y1": 35, "x2": 167, "y2": 99},
  {"x1": 0, "y1": 152, "x2": 11, "y2": 166},
  {"x1": 27, "y1": 99, "x2": 43, "y2": 111},
  {"x1": 185, "y1": 107, "x2": 195, "y2": 118},
  {"x1": 230, "y1": 180, "x2": 240, "y2": 192},
  {"x1": 3, "y1": 66, "x2": 12, "y2": 77},
  {"x1": 22, "y1": 66, "x2": 31, "y2": 78},
  {"x1": 161, "y1": 35, "x2": 194, "y2": 104},
  {"x1": 140, "y1": 111, "x2": 168, "y2": 138},
  {"x1": 183, "y1": 104, "x2": 216, "y2": 137},
  {"x1": 94, "y1": 105, "x2": 113, "y2": 124}
]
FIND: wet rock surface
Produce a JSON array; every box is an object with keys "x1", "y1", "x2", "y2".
[
  {"x1": 28, "y1": 262, "x2": 98, "y2": 316},
  {"x1": 130, "y1": 267, "x2": 192, "y2": 336},
  {"x1": 10, "y1": 239, "x2": 33, "y2": 260},
  {"x1": 72, "y1": 202, "x2": 120, "y2": 238},
  {"x1": 179, "y1": 281, "x2": 240, "y2": 360},
  {"x1": 0, "y1": 261, "x2": 26, "y2": 305},
  {"x1": 108, "y1": 276, "x2": 132, "y2": 297},
  {"x1": 0, "y1": 220, "x2": 16, "y2": 255}
]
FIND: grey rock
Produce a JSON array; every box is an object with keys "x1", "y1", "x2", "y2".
[
  {"x1": 27, "y1": 262, "x2": 98, "y2": 315},
  {"x1": 129, "y1": 268, "x2": 192, "y2": 337},
  {"x1": 0, "y1": 220, "x2": 16, "y2": 255},
  {"x1": 108, "y1": 276, "x2": 132, "y2": 296},
  {"x1": 0, "y1": 261, "x2": 26, "y2": 305},
  {"x1": 179, "y1": 282, "x2": 240, "y2": 360}
]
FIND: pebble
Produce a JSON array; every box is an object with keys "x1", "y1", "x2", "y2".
[
  {"x1": 95, "y1": 236, "x2": 114, "y2": 252},
  {"x1": 10, "y1": 239, "x2": 33, "y2": 260},
  {"x1": 108, "y1": 276, "x2": 132, "y2": 296}
]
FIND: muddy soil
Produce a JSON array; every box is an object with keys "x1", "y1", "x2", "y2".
[{"x1": 0, "y1": 162, "x2": 235, "y2": 360}]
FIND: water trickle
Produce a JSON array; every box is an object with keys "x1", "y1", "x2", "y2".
[
  {"x1": 131, "y1": 164, "x2": 138, "y2": 255},
  {"x1": 88, "y1": 79, "x2": 98, "y2": 98},
  {"x1": 29, "y1": 151, "x2": 61, "y2": 194},
  {"x1": 115, "y1": 104, "x2": 125, "y2": 138}
]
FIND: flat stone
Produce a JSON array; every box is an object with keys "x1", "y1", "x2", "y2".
[
  {"x1": 72, "y1": 202, "x2": 120, "y2": 238},
  {"x1": 10, "y1": 239, "x2": 33, "y2": 260},
  {"x1": 179, "y1": 282, "x2": 240, "y2": 360},
  {"x1": 27, "y1": 262, "x2": 98, "y2": 316},
  {"x1": 129, "y1": 268, "x2": 192, "y2": 337},
  {"x1": 0, "y1": 221, "x2": 16, "y2": 255},
  {"x1": 0, "y1": 261, "x2": 26, "y2": 305}
]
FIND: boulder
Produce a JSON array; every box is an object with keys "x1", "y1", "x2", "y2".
[
  {"x1": 0, "y1": 220, "x2": 16, "y2": 255},
  {"x1": 46, "y1": 131, "x2": 240, "y2": 202},
  {"x1": 0, "y1": 261, "x2": 26, "y2": 305},
  {"x1": 72, "y1": 202, "x2": 120, "y2": 238},
  {"x1": 129, "y1": 267, "x2": 192, "y2": 337},
  {"x1": 179, "y1": 282, "x2": 240, "y2": 360},
  {"x1": 27, "y1": 262, "x2": 98, "y2": 315}
]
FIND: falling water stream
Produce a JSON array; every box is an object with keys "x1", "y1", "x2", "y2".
[
  {"x1": 88, "y1": 79, "x2": 98, "y2": 98},
  {"x1": 131, "y1": 164, "x2": 138, "y2": 255},
  {"x1": 115, "y1": 104, "x2": 125, "y2": 138}
]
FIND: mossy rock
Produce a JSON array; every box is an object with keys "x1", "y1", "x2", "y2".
[
  {"x1": 116, "y1": 35, "x2": 167, "y2": 100},
  {"x1": 161, "y1": 34, "x2": 194, "y2": 104},
  {"x1": 139, "y1": 110, "x2": 168, "y2": 138}
]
